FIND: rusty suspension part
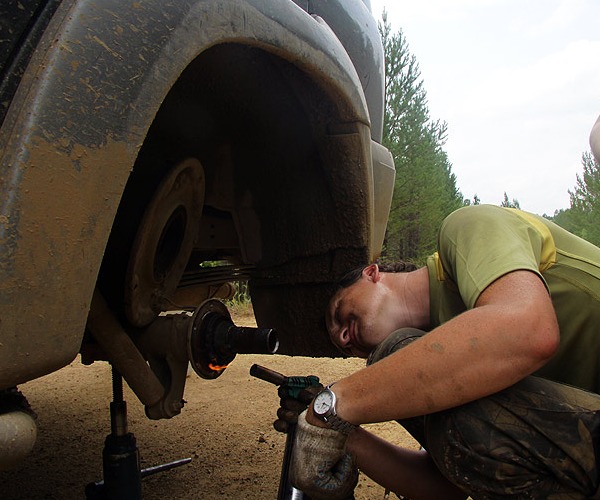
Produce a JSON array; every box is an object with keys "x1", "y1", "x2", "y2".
[
  {"x1": 86, "y1": 289, "x2": 165, "y2": 408},
  {"x1": 88, "y1": 296, "x2": 278, "y2": 419},
  {"x1": 136, "y1": 299, "x2": 278, "y2": 419},
  {"x1": 188, "y1": 299, "x2": 279, "y2": 379}
]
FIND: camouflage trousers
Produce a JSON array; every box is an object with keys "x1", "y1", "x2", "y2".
[{"x1": 367, "y1": 329, "x2": 600, "y2": 499}]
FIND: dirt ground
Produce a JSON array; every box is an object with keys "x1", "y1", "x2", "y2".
[{"x1": 0, "y1": 306, "x2": 418, "y2": 499}]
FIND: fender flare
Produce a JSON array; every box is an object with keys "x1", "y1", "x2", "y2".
[{"x1": 0, "y1": 0, "x2": 375, "y2": 387}]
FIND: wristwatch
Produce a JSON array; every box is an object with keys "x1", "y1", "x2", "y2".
[{"x1": 311, "y1": 385, "x2": 357, "y2": 435}]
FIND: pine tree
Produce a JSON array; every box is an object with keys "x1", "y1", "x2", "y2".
[
  {"x1": 549, "y1": 151, "x2": 600, "y2": 246},
  {"x1": 379, "y1": 12, "x2": 464, "y2": 264},
  {"x1": 567, "y1": 151, "x2": 600, "y2": 245},
  {"x1": 500, "y1": 192, "x2": 520, "y2": 209}
]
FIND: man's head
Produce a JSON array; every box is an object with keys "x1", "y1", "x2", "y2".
[{"x1": 326, "y1": 261, "x2": 418, "y2": 358}]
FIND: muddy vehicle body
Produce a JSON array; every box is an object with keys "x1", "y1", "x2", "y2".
[{"x1": 0, "y1": 0, "x2": 394, "y2": 471}]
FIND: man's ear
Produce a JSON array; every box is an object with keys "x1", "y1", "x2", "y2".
[{"x1": 363, "y1": 263, "x2": 380, "y2": 282}]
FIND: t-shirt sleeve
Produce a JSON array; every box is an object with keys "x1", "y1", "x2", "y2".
[{"x1": 437, "y1": 205, "x2": 549, "y2": 309}]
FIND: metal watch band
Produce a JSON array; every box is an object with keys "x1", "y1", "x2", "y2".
[
  {"x1": 321, "y1": 384, "x2": 356, "y2": 435},
  {"x1": 324, "y1": 413, "x2": 356, "y2": 435}
]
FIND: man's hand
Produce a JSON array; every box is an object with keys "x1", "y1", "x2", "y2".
[
  {"x1": 290, "y1": 410, "x2": 358, "y2": 499},
  {"x1": 274, "y1": 376, "x2": 323, "y2": 433}
]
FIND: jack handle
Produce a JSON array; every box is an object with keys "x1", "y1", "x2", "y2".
[
  {"x1": 250, "y1": 364, "x2": 287, "y2": 386},
  {"x1": 250, "y1": 364, "x2": 311, "y2": 500}
]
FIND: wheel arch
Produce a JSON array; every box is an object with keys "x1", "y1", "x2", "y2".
[{"x1": 0, "y1": 0, "x2": 376, "y2": 387}]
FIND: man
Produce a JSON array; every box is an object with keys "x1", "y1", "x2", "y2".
[{"x1": 286, "y1": 204, "x2": 600, "y2": 499}]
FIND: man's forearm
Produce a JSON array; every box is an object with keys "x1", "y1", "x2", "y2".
[
  {"x1": 333, "y1": 314, "x2": 544, "y2": 424},
  {"x1": 334, "y1": 271, "x2": 559, "y2": 424},
  {"x1": 346, "y1": 427, "x2": 466, "y2": 500},
  {"x1": 333, "y1": 313, "x2": 528, "y2": 423}
]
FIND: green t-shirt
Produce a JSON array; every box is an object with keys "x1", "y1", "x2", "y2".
[{"x1": 426, "y1": 204, "x2": 600, "y2": 393}]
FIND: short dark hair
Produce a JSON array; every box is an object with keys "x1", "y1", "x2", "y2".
[{"x1": 335, "y1": 261, "x2": 418, "y2": 290}]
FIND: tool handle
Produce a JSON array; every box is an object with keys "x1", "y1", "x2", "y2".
[
  {"x1": 140, "y1": 457, "x2": 192, "y2": 478},
  {"x1": 250, "y1": 364, "x2": 305, "y2": 499},
  {"x1": 250, "y1": 363, "x2": 287, "y2": 386},
  {"x1": 278, "y1": 423, "x2": 304, "y2": 500}
]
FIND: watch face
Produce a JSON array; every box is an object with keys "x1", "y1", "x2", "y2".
[{"x1": 313, "y1": 390, "x2": 334, "y2": 416}]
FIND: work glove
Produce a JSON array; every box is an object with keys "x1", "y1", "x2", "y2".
[
  {"x1": 289, "y1": 410, "x2": 358, "y2": 499},
  {"x1": 274, "y1": 375, "x2": 323, "y2": 433}
]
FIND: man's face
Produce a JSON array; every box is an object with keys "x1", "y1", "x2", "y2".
[{"x1": 325, "y1": 273, "x2": 394, "y2": 358}]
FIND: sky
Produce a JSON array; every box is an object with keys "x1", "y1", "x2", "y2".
[{"x1": 369, "y1": 0, "x2": 600, "y2": 215}]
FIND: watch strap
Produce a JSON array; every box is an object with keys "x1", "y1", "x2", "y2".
[{"x1": 324, "y1": 413, "x2": 356, "y2": 435}]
